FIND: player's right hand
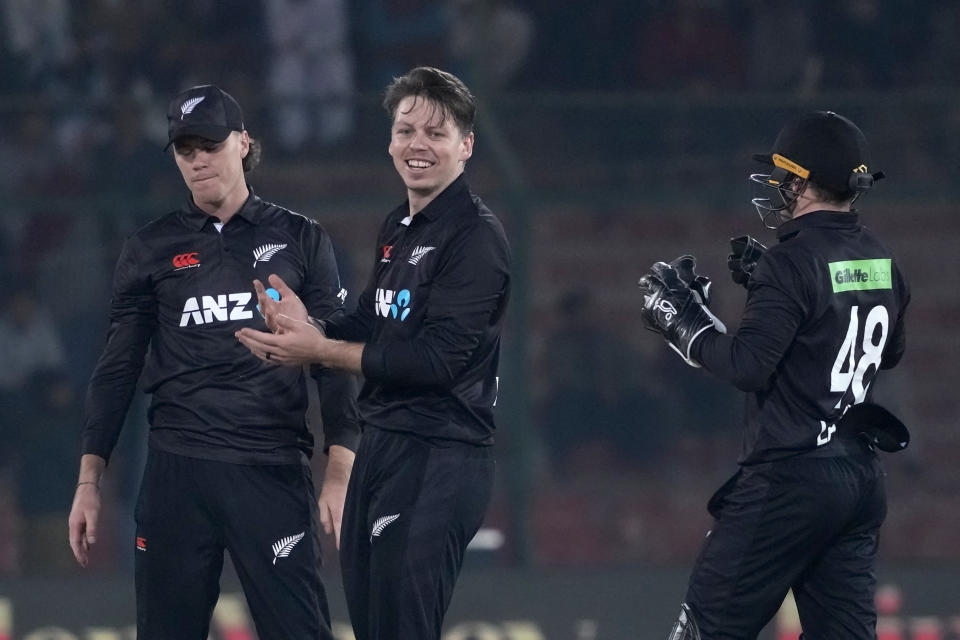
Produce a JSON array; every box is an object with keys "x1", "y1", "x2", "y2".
[
  {"x1": 638, "y1": 262, "x2": 726, "y2": 367},
  {"x1": 318, "y1": 445, "x2": 356, "y2": 550},
  {"x1": 727, "y1": 235, "x2": 768, "y2": 287},
  {"x1": 68, "y1": 483, "x2": 101, "y2": 568}
]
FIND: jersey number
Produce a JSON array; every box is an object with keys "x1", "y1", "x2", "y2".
[{"x1": 818, "y1": 304, "x2": 889, "y2": 445}]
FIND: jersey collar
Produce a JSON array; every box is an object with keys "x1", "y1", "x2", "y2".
[
  {"x1": 777, "y1": 210, "x2": 859, "y2": 242},
  {"x1": 396, "y1": 174, "x2": 469, "y2": 225},
  {"x1": 181, "y1": 187, "x2": 265, "y2": 230}
]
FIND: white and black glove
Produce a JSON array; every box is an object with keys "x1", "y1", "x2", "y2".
[
  {"x1": 669, "y1": 254, "x2": 714, "y2": 307},
  {"x1": 638, "y1": 261, "x2": 726, "y2": 368}
]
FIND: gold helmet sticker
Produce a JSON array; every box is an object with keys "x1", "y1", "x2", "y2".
[{"x1": 772, "y1": 153, "x2": 810, "y2": 179}]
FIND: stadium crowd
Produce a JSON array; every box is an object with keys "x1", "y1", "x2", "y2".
[{"x1": 2, "y1": 0, "x2": 959, "y2": 575}]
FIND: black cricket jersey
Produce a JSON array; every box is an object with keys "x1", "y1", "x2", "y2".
[
  {"x1": 694, "y1": 211, "x2": 910, "y2": 464},
  {"x1": 324, "y1": 175, "x2": 511, "y2": 446},
  {"x1": 81, "y1": 190, "x2": 360, "y2": 465}
]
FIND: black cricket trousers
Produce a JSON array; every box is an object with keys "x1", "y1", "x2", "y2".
[
  {"x1": 340, "y1": 428, "x2": 495, "y2": 640},
  {"x1": 134, "y1": 447, "x2": 334, "y2": 640},
  {"x1": 686, "y1": 443, "x2": 886, "y2": 639}
]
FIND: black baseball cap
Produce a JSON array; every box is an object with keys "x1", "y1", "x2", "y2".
[
  {"x1": 165, "y1": 85, "x2": 244, "y2": 150},
  {"x1": 753, "y1": 111, "x2": 875, "y2": 194}
]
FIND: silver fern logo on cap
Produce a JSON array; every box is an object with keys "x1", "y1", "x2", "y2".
[
  {"x1": 271, "y1": 532, "x2": 305, "y2": 565},
  {"x1": 180, "y1": 96, "x2": 205, "y2": 119}
]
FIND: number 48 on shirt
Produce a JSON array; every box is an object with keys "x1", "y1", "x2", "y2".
[{"x1": 819, "y1": 304, "x2": 889, "y2": 446}]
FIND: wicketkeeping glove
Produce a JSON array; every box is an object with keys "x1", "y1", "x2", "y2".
[
  {"x1": 727, "y1": 235, "x2": 767, "y2": 287},
  {"x1": 638, "y1": 262, "x2": 726, "y2": 368},
  {"x1": 669, "y1": 254, "x2": 713, "y2": 307}
]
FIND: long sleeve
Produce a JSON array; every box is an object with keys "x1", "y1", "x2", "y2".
[
  {"x1": 81, "y1": 235, "x2": 157, "y2": 463},
  {"x1": 300, "y1": 221, "x2": 361, "y2": 453},
  {"x1": 322, "y1": 228, "x2": 383, "y2": 344},
  {"x1": 694, "y1": 280, "x2": 805, "y2": 391}
]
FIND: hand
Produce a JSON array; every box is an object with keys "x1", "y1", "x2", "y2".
[
  {"x1": 317, "y1": 445, "x2": 356, "y2": 549},
  {"x1": 727, "y1": 235, "x2": 767, "y2": 287},
  {"x1": 68, "y1": 483, "x2": 101, "y2": 568},
  {"x1": 638, "y1": 262, "x2": 726, "y2": 367},
  {"x1": 236, "y1": 313, "x2": 326, "y2": 365},
  {"x1": 254, "y1": 274, "x2": 308, "y2": 332},
  {"x1": 668, "y1": 255, "x2": 713, "y2": 307}
]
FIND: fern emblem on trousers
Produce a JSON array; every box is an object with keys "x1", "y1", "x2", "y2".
[
  {"x1": 272, "y1": 532, "x2": 305, "y2": 565},
  {"x1": 370, "y1": 514, "x2": 400, "y2": 542}
]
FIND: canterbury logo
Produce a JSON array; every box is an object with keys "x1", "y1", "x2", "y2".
[
  {"x1": 253, "y1": 243, "x2": 287, "y2": 267},
  {"x1": 271, "y1": 532, "x2": 305, "y2": 565},
  {"x1": 408, "y1": 246, "x2": 436, "y2": 265},
  {"x1": 180, "y1": 96, "x2": 205, "y2": 119},
  {"x1": 370, "y1": 514, "x2": 400, "y2": 542},
  {"x1": 173, "y1": 252, "x2": 200, "y2": 269}
]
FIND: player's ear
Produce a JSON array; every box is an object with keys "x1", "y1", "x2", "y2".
[
  {"x1": 239, "y1": 130, "x2": 250, "y2": 158},
  {"x1": 460, "y1": 131, "x2": 474, "y2": 163}
]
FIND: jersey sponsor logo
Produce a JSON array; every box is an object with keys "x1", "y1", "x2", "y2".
[
  {"x1": 408, "y1": 245, "x2": 436, "y2": 265},
  {"x1": 271, "y1": 531, "x2": 305, "y2": 565},
  {"x1": 380, "y1": 245, "x2": 393, "y2": 263},
  {"x1": 180, "y1": 96, "x2": 205, "y2": 118},
  {"x1": 180, "y1": 292, "x2": 254, "y2": 326},
  {"x1": 172, "y1": 252, "x2": 200, "y2": 269},
  {"x1": 375, "y1": 288, "x2": 412, "y2": 321},
  {"x1": 829, "y1": 259, "x2": 892, "y2": 293},
  {"x1": 136, "y1": 536, "x2": 147, "y2": 552},
  {"x1": 370, "y1": 513, "x2": 400, "y2": 542},
  {"x1": 252, "y1": 243, "x2": 288, "y2": 268}
]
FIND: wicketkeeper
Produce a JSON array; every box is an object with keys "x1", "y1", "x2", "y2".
[{"x1": 640, "y1": 111, "x2": 910, "y2": 639}]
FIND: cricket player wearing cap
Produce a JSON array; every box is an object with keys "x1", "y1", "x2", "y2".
[
  {"x1": 637, "y1": 111, "x2": 910, "y2": 639},
  {"x1": 68, "y1": 84, "x2": 359, "y2": 640}
]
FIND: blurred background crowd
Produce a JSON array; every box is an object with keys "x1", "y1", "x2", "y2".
[{"x1": 2, "y1": 0, "x2": 959, "y2": 578}]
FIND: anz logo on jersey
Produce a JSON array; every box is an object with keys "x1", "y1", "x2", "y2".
[
  {"x1": 375, "y1": 288, "x2": 413, "y2": 321},
  {"x1": 180, "y1": 293, "x2": 254, "y2": 326}
]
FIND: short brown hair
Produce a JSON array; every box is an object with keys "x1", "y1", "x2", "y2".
[{"x1": 383, "y1": 67, "x2": 476, "y2": 135}]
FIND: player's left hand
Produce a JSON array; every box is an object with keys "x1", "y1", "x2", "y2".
[
  {"x1": 638, "y1": 261, "x2": 726, "y2": 367},
  {"x1": 318, "y1": 444, "x2": 356, "y2": 549},
  {"x1": 727, "y1": 235, "x2": 767, "y2": 287},
  {"x1": 254, "y1": 274, "x2": 308, "y2": 332},
  {"x1": 236, "y1": 313, "x2": 325, "y2": 365}
]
